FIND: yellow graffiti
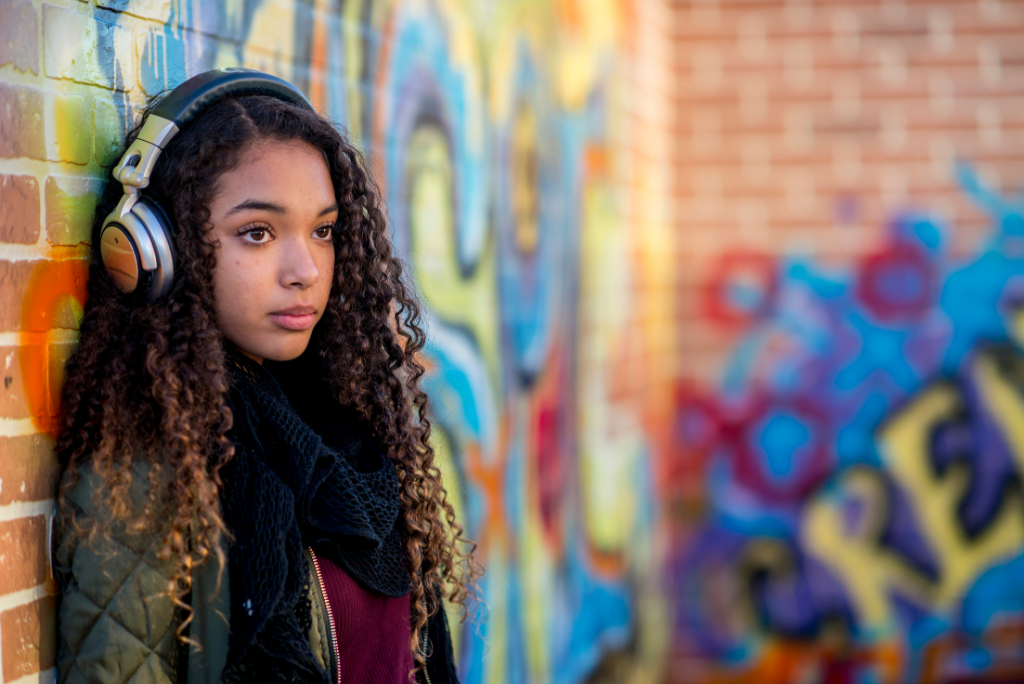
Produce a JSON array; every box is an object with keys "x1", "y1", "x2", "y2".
[
  {"x1": 406, "y1": 123, "x2": 501, "y2": 385},
  {"x1": 882, "y1": 364, "x2": 1024, "y2": 608},
  {"x1": 510, "y1": 103, "x2": 539, "y2": 255},
  {"x1": 577, "y1": 161, "x2": 643, "y2": 557},
  {"x1": 805, "y1": 362, "x2": 1024, "y2": 636},
  {"x1": 804, "y1": 468, "x2": 933, "y2": 635},
  {"x1": 244, "y1": 2, "x2": 300, "y2": 74}
]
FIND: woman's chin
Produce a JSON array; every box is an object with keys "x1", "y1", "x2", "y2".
[{"x1": 231, "y1": 336, "x2": 313, "y2": 364}]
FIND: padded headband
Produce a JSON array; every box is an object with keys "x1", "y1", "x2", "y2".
[
  {"x1": 112, "y1": 68, "x2": 314, "y2": 194},
  {"x1": 152, "y1": 67, "x2": 315, "y2": 127}
]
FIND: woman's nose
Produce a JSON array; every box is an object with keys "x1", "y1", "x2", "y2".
[{"x1": 281, "y1": 237, "x2": 320, "y2": 288}]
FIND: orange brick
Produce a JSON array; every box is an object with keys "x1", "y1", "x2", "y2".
[
  {"x1": 0, "y1": 435, "x2": 60, "y2": 505},
  {"x1": 0, "y1": 260, "x2": 36, "y2": 332},
  {"x1": 0, "y1": 345, "x2": 38, "y2": 420},
  {"x1": 0, "y1": 175, "x2": 41, "y2": 244},
  {"x1": 0, "y1": 83, "x2": 45, "y2": 161},
  {"x1": 0, "y1": 516, "x2": 51, "y2": 596},
  {"x1": 1, "y1": 596, "x2": 58, "y2": 682},
  {"x1": 17, "y1": 259, "x2": 89, "y2": 334}
]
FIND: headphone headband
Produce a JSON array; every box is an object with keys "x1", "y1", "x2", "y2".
[
  {"x1": 151, "y1": 67, "x2": 314, "y2": 128},
  {"x1": 112, "y1": 68, "x2": 314, "y2": 195},
  {"x1": 102, "y1": 68, "x2": 313, "y2": 301}
]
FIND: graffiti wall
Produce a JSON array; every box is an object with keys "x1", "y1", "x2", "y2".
[
  {"x1": 0, "y1": 0, "x2": 676, "y2": 683},
  {"x1": 10, "y1": 1, "x2": 1020, "y2": 682},
  {"x1": 668, "y1": 1, "x2": 1024, "y2": 683}
]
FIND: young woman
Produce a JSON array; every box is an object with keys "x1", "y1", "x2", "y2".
[{"x1": 54, "y1": 70, "x2": 479, "y2": 684}]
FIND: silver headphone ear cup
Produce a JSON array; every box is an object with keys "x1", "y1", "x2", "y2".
[
  {"x1": 133, "y1": 199, "x2": 175, "y2": 300},
  {"x1": 100, "y1": 200, "x2": 160, "y2": 296},
  {"x1": 102, "y1": 69, "x2": 309, "y2": 301},
  {"x1": 100, "y1": 218, "x2": 144, "y2": 294}
]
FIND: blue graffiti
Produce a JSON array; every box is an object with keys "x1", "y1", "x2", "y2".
[{"x1": 675, "y1": 164, "x2": 1024, "y2": 680}]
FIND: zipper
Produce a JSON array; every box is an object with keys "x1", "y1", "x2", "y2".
[
  {"x1": 421, "y1": 627, "x2": 432, "y2": 684},
  {"x1": 309, "y1": 547, "x2": 342, "y2": 684}
]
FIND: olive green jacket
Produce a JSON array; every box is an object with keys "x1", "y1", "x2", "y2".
[{"x1": 55, "y1": 463, "x2": 336, "y2": 684}]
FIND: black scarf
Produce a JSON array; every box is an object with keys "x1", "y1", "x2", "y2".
[{"x1": 217, "y1": 352, "x2": 410, "y2": 682}]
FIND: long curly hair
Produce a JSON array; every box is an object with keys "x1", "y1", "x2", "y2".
[{"x1": 56, "y1": 93, "x2": 480, "y2": 670}]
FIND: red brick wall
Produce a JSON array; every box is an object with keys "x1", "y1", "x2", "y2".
[
  {"x1": 672, "y1": 0, "x2": 1024, "y2": 385},
  {"x1": 665, "y1": 2, "x2": 1024, "y2": 682},
  {"x1": 0, "y1": 0, "x2": 89, "y2": 679}
]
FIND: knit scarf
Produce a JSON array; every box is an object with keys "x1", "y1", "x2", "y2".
[{"x1": 218, "y1": 351, "x2": 409, "y2": 683}]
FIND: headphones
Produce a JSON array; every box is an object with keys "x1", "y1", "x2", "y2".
[{"x1": 100, "y1": 68, "x2": 314, "y2": 301}]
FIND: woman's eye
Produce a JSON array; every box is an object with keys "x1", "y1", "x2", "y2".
[
  {"x1": 241, "y1": 226, "x2": 272, "y2": 244},
  {"x1": 314, "y1": 225, "x2": 333, "y2": 240}
]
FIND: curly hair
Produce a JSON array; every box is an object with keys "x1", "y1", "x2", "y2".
[{"x1": 56, "y1": 93, "x2": 481, "y2": 671}]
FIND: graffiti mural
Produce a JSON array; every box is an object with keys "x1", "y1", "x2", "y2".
[
  {"x1": 1, "y1": 0, "x2": 674, "y2": 682},
  {"x1": 368, "y1": 4, "x2": 665, "y2": 682},
  {"x1": 669, "y1": 166, "x2": 1024, "y2": 683}
]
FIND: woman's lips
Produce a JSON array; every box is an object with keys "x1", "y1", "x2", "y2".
[{"x1": 269, "y1": 307, "x2": 316, "y2": 331}]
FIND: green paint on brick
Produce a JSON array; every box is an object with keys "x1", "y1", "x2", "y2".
[
  {"x1": 45, "y1": 176, "x2": 102, "y2": 245},
  {"x1": 93, "y1": 98, "x2": 126, "y2": 167},
  {"x1": 53, "y1": 93, "x2": 93, "y2": 165}
]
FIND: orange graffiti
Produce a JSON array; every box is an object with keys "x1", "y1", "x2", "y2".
[
  {"x1": 555, "y1": 0, "x2": 584, "y2": 35},
  {"x1": 19, "y1": 255, "x2": 89, "y2": 436},
  {"x1": 918, "y1": 620, "x2": 1024, "y2": 683},
  {"x1": 464, "y1": 407, "x2": 512, "y2": 557},
  {"x1": 370, "y1": 7, "x2": 398, "y2": 192},
  {"x1": 307, "y1": 0, "x2": 330, "y2": 112},
  {"x1": 583, "y1": 145, "x2": 608, "y2": 179},
  {"x1": 671, "y1": 639, "x2": 901, "y2": 684}
]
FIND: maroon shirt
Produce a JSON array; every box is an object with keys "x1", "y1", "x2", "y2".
[{"x1": 316, "y1": 554, "x2": 415, "y2": 683}]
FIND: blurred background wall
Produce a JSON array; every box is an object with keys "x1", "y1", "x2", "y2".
[
  {"x1": 0, "y1": 0, "x2": 677, "y2": 683},
  {"x1": 2, "y1": 1, "x2": 1024, "y2": 683},
  {"x1": 667, "y1": 1, "x2": 1024, "y2": 683}
]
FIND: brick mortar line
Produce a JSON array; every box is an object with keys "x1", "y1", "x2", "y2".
[
  {"x1": 7, "y1": 668, "x2": 57, "y2": 684},
  {"x1": 0, "y1": 501, "x2": 54, "y2": 524},
  {"x1": 0, "y1": 246, "x2": 84, "y2": 262},
  {"x1": 0, "y1": 330, "x2": 80, "y2": 347},
  {"x1": 0, "y1": 419, "x2": 43, "y2": 439},
  {"x1": 82, "y1": 0, "x2": 283, "y2": 47},
  {"x1": 3, "y1": 199, "x2": 90, "y2": 257},
  {"x1": 0, "y1": 584, "x2": 52, "y2": 616},
  {"x1": 34, "y1": 0, "x2": 46, "y2": 123},
  {"x1": 0, "y1": 75, "x2": 128, "y2": 104},
  {"x1": 0, "y1": 68, "x2": 45, "y2": 88},
  {"x1": 1, "y1": 236, "x2": 47, "y2": 260},
  {"x1": 0, "y1": 158, "x2": 108, "y2": 180}
]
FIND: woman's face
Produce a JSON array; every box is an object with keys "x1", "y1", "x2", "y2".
[{"x1": 207, "y1": 139, "x2": 337, "y2": 363}]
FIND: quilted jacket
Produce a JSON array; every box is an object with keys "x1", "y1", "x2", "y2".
[{"x1": 55, "y1": 463, "x2": 345, "y2": 684}]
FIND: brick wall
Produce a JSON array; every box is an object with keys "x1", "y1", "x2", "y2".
[
  {"x1": 1, "y1": 0, "x2": 100, "y2": 680},
  {"x1": 673, "y1": 0, "x2": 1024, "y2": 384},
  {"x1": 666, "y1": 2, "x2": 1024, "y2": 682}
]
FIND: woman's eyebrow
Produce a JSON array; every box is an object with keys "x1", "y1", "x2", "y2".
[
  {"x1": 226, "y1": 199, "x2": 287, "y2": 215},
  {"x1": 225, "y1": 200, "x2": 338, "y2": 217}
]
